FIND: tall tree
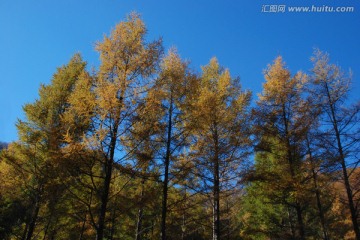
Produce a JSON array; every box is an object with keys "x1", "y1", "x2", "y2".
[
  {"x1": 310, "y1": 49, "x2": 360, "y2": 239},
  {"x1": 188, "y1": 58, "x2": 251, "y2": 240},
  {"x1": 121, "y1": 83, "x2": 163, "y2": 240},
  {"x1": 304, "y1": 128, "x2": 332, "y2": 240},
  {"x1": 1, "y1": 54, "x2": 87, "y2": 239},
  {"x1": 253, "y1": 56, "x2": 313, "y2": 239},
  {"x1": 64, "y1": 13, "x2": 162, "y2": 240},
  {"x1": 150, "y1": 49, "x2": 196, "y2": 240}
]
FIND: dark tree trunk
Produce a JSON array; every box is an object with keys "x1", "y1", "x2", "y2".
[
  {"x1": 79, "y1": 214, "x2": 87, "y2": 240},
  {"x1": 282, "y1": 105, "x2": 305, "y2": 240},
  {"x1": 313, "y1": 175, "x2": 329, "y2": 240},
  {"x1": 306, "y1": 138, "x2": 329, "y2": 240},
  {"x1": 181, "y1": 213, "x2": 185, "y2": 240},
  {"x1": 213, "y1": 161, "x2": 220, "y2": 240},
  {"x1": 96, "y1": 120, "x2": 119, "y2": 240},
  {"x1": 96, "y1": 157, "x2": 113, "y2": 240},
  {"x1": 213, "y1": 125, "x2": 220, "y2": 240},
  {"x1": 42, "y1": 210, "x2": 53, "y2": 240},
  {"x1": 25, "y1": 193, "x2": 41, "y2": 240},
  {"x1": 109, "y1": 206, "x2": 117, "y2": 240},
  {"x1": 181, "y1": 188, "x2": 187, "y2": 240},
  {"x1": 79, "y1": 189, "x2": 93, "y2": 240},
  {"x1": 339, "y1": 146, "x2": 360, "y2": 240},
  {"x1": 325, "y1": 83, "x2": 360, "y2": 240},
  {"x1": 135, "y1": 208, "x2": 144, "y2": 240},
  {"x1": 287, "y1": 206, "x2": 296, "y2": 238},
  {"x1": 295, "y1": 203, "x2": 305, "y2": 240},
  {"x1": 135, "y1": 179, "x2": 145, "y2": 240},
  {"x1": 161, "y1": 96, "x2": 173, "y2": 240}
]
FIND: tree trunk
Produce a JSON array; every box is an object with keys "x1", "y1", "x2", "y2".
[
  {"x1": 313, "y1": 175, "x2": 329, "y2": 240},
  {"x1": 79, "y1": 214, "x2": 87, "y2": 240},
  {"x1": 213, "y1": 125, "x2": 220, "y2": 240},
  {"x1": 340, "y1": 162, "x2": 360, "y2": 239},
  {"x1": 295, "y1": 203, "x2": 305, "y2": 240},
  {"x1": 325, "y1": 83, "x2": 360, "y2": 240},
  {"x1": 213, "y1": 162, "x2": 220, "y2": 240},
  {"x1": 226, "y1": 201, "x2": 230, "y2": 240},
  {"x1": 135, "y1": 179, "x2": 145, "y2": 240},
  {"x1": 109, "y1": 206, "x2": 117, "y2": 240},
  {"x1": 42, "y1": 210, "x2": 53, "y2": 240},
  {"x1": 96, "y1": 157, "x2": 113, "y2": 240},
  {"x1": 161, "y1": 95, "x2": 173, "y2": 240},
  {"x1": 287, "y1": 206, "x2": 296, "y2": 238},
  {"x1": 306, "y1": 138, "x2": 329, "y2": 240},
  {"x1": 181, "y1": 213, "x2": 185, "y2": 240},
  {"x1": 135, "y1": 208, "x2": 144, "y2": 240},
  {"x1": 25, "y1": 193, "x2": 41, "y2": 240},
  {"x1": 97, "y1": 120, "x2": 119, "y2": 240},
  {"x1": 181, "y1": 188, "x2": 187, "y2": 240},
  {"x1": 282, "y1": 105, "x2": 305, "y2": 240},
  {"x1": 79, "y1": 189, "x2": 93, "y2": 240}
]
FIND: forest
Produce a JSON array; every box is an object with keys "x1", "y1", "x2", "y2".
[{"x1": 0, "y1": 13, "x2": 359, "y2": 240}]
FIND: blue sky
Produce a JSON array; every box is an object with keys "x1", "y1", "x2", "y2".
[{"x1": 1, "y1": 0, "x2": 359, "y2": 142}]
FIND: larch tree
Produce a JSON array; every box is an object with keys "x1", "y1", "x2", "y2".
[
  {"x1": 303, "y1": 123, "x2": 333, "y2": 240},
  {"x1": 61, "y1": 68, "x2": 105, "y2": 239},
  {"x1": 64, "y1": 13, "x2": 162, "y2": 240},
  {"x1": 188, "y1": 58, "x2": 251, "y2": 240},
  {"x1": 121, "y1": 84, "x2": 164, "y2": 240},
  {"x1": 1, "y1": 54, "x2": 87, "y2": 240},
  {"x1": 3, "y1": 10, "x2": 360, "y2": 240},
  {"x1": 310, "y1": 49, "x2": 360, "y2": 240},
  {"x1": 120, "y1": 48, "x2": 197, "y2": 240},
  {"x1": 253, "y1": 56, "x2": 313, "y2": 240},
  {"x1": 152, "y1": 49, "x2": 196, "y2": 240}
]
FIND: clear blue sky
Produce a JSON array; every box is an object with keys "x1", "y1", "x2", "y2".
[{"x1": 1, "y1": 0, "x2": 359, "y2": 142}]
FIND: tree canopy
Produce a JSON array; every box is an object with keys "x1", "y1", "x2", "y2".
[{"x1": 1, "y1": 13, "x2": 359, "y2": 240}]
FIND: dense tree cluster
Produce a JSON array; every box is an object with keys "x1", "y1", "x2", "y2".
[{"x1": 1, "y1": 13, "x2": 359, "y2": 240}]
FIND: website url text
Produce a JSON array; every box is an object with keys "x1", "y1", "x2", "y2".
[{"x1": 261, "y1": 5, "x2": 355, "y2": 13}]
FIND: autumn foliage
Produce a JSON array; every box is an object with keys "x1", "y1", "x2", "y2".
[{"x1": 1, "y1": 13, "x2": 359, "y2": 240}]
